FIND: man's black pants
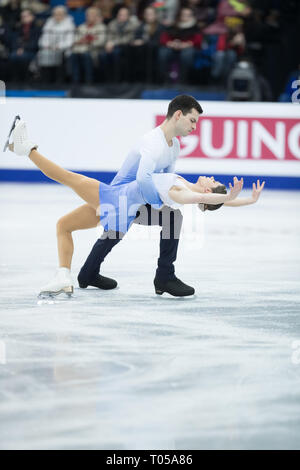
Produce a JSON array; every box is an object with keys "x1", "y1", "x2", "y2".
[{"x1": 77, "y1": 204, "x2": 183, "y2": 285}]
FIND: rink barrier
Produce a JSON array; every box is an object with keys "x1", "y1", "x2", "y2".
[{"x1": 1, "y1": 169, "x2": 299, "y2": 190}]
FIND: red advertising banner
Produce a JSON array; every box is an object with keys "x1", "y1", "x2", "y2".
[{"x1": 155, "y1": 115, "x2": 300, "y2": 161}]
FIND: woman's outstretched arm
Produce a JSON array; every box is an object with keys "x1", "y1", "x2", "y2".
[
  {"x1": 224, "y1": 180, "x2": 265, "y2": 207},
  {"x1": 169, "y1": 177, "x2": 243, "y2": 205}
]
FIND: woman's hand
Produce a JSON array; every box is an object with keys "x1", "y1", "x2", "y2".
[
  {"x1": 227, "y1": 176, "x2": 244, "y2": 201},
  {"x1": 252, "y1": 180, "x2": 265, "y2": 202}
]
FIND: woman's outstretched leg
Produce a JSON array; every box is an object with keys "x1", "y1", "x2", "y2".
[
  {"x1": 7, "y1": 118, "x2": 100, "y2": 210},
  {"x1": 29, "y1": 149, "x2": 100, "y2": 210},
  {"x1": 5, "y1": 118, "x2": 102, "y2": 296}
]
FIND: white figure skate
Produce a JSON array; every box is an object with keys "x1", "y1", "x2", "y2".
[
  {"x1": 4, "y1": 115, "x2": 37, "y2": 156},
  {"x1": 39, "y1": 268, "x2": 74, "y2": 298}
]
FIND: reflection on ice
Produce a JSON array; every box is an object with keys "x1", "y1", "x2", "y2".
[{"x1": 0, "y1": 184, "x2": 300, "y2": 450}]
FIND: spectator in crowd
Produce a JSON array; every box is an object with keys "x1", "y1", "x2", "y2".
[
  {"x1": 219, "y1": 0, "x2": 251, "y2": 20},
  {"x1": 243, "y1": 7, "x2": 265, "y2": 69},
  {"x1": 37, "y1": 5, "x2": 75, "y2": 82},
  {"x1": 157, "y1": 0, "x2": 180, "y2": 26},
  {"x1": 183, "y1": 0, "x2": 217, "y2": 30},
  {"x1": 211, "y1": 16, "x2": 245, "y2": 82},
  {"x1": 109, "y1": 1, "x2": 138, "y2": 19},
  {"x1": 244, "y1": 5, "x2": 282, "y2": 99},
  {"x1": 158, "y1": 6, "x2": 202, "y2": 83},
  {"x1": 0, "y1": 0, "x2": 22, "y2": 30},
  {"x1": 92, "y1": 0, "x2": 114, "y2": 24},
  {"x1": 0, "y1": 12, "x2": 11, "y2": 80},
  {"x1": 103, "y1": 5, "x2": 139, "y2": 81},
  {"x1": 130, "y1": 5, "x2": 163, "y2": 82},
  {"x1": 259, "y1": 7, "x2": 282, "y2": 99},
  {"x1": 203, "y1": 0, "x2": 251, "y2": 35},
  {"x1": 71, "y1": 6, "x2": 106, "y2": 84},
  {"x1": 8, "y1": 8, "x2": 40, "y2": 81},
  {"x1": 21, "y1": 0, "x2": 50, "y2": 17}
]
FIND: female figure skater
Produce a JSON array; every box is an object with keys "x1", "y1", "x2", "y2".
[{"x1": 5, "y1": 117, "x2": 265, "y2": 296}]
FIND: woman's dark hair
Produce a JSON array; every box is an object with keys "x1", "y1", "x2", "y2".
[
  {"x1": 205, "y1": 184, "x2": 227, "y2": 211},
  {"x1": 167, "y1": 95, "x2": 203, "y2": 119}
]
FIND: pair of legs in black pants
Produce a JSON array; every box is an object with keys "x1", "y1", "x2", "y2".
[{"x1": 77, "y1": 204, "x2": 195, "y2": 296}]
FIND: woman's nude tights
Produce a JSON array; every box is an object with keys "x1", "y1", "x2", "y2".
[{"x1": 29, "y1": 149, "x2": 100, "y2": 268}]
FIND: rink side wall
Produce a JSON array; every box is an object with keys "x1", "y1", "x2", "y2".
[{"x1": 1, "y1": 98, "x2": 300, "y2": 189}]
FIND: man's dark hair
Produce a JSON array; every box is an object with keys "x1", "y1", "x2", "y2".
[
  {"x1": 166, "y1": 95, "x2": 203, "y2": 119},
  {"x1": 205, "y1": 184, "x2": 227, "y2": 211}
]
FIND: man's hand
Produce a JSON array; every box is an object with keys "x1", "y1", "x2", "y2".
[
  {"x1": 227, "y1": 176, "x2": 244, "y2": 201},
  {"x1": 252, "y1": 179, "x2": 265, "y2": 202}
]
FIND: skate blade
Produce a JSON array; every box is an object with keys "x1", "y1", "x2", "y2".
[
  {"x1": 38, "y1": 286, "x2": 73, "y2": 299},
  {"x1": 3, "y1": 115, "x2": 21, "y2": 152}
]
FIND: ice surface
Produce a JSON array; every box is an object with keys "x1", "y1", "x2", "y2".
[{"x1": 0, "y1": 184, "x2": 300, "y2": 450}]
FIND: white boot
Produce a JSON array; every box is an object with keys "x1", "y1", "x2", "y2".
[
  {"x1": 4, "y1": 116, "x2": 37, "y2": 156},
  {"x1": 39, "y1": 268, "x2": 74, "y2": 297}
]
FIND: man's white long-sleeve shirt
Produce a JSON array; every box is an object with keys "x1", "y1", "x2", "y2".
[{"x1": 110, "y1": 126, "x2": 180, "y2": 207}]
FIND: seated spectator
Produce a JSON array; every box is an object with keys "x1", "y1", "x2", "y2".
[
  {"x1": 152, "y1": 0, "x2": 180, "y2": 27},
  {"x1": 158, "y1": 7, "x2": 203, "y2": 83},
  {"x1": 37, "y1": 5, "x2": 75, "y2": 82},
  {"x1": 21, "y1": 0, "x2": 50, "y2": 17},
  {"x1": 204, "y1": 0, "x2": 251, "y2": 35},
  {"x1": 71, "y1": 6, "x2": 106, "y2": 84},
  {"x1": 0, "y1": 0, "x2": 22, "y2": 30},
  {"x1": 92, "y1": 0, "x2": 114, "y2": 24},
  {"x1": 8, "y1": 8, "x2": 40, "y2": 82},
  {"x1": 183, "y1": 0, "x2": 217, "y2": 30},
  {"x1": 130, "y1": 5, "x2": 164, "y2": 82},
  {"x1": 211, "y1": 17, "x2": 246, "y2": 82},
  {"x1": 0, "y1": 13, "x2": 11, "y2": 80},
  {"x1": 243, "y1": 7, "x2": 265, "y2": 69},
  {"x1": 103, "y1": 5, "x2": 139, "y2": 81}
]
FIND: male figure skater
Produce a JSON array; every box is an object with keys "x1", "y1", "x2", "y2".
[{"x1": 77, "y1": 94, "x2": 203, "y2": 297}]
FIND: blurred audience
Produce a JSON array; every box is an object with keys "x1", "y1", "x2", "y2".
[
  {"x1": 211, "y1": 17, "x2": 245, "y2": 81},
  {"x1": 158, "y1": 6, "x2": 202, "y2": 83},
  {"x1": 71, "y1": 6, "x2": 106, "y2": 83},
  {"x1": 130, "y1": 5, "x2": 163, "y2": 82},
  {"x1": 183, "y1": 0, "x2": 217, "y2": 30},
  {"x1": 0, "y1": 13, "x2": 10, "y2": 80},
  {"x1": 0, "y1": 0, "x2": 22, "y2": 30},
  {"x1": 8, "y1": 8, "x2": 40, "y2": 81},
  {"x1": 0, "y1": 0, "x2": 298, "y2": 100},
  {"x1": 102, "y1": 5, "x2": 139, "y2": 81},
  {"x1": 204, "y1": 0, "x2": 251, "y2": 34},
  {"x1": 92, "y1": 0, "x2": 114, "y2": 24},
  {"x1": 37, "y1": 5, "x2": 75, "y2": 81}
]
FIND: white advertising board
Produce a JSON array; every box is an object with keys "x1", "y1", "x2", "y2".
[{"x1": 0, "y1": 98, "x2": 299, "y2": 187}]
